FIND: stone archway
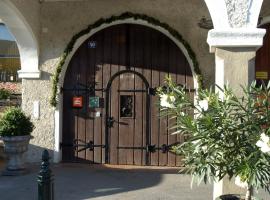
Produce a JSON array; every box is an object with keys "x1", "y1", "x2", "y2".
[
  {"x1": 53, "y1": 15, "x2": 200, "y2": 163},
  {"x1": 0, "y1": 0, "x2": 40, "y2": 78}
]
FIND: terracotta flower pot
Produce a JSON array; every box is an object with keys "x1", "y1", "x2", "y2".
[{"x1": 1, "y1": 135, "x2": 31, "y2": 175}]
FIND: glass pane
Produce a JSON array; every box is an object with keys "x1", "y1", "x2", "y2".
[{"x1": 120, "y1": 95, "x2": 133, "y2": 118}]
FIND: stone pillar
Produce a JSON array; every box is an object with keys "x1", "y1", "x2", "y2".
[
  {"x1": 215, "y1": 47, "x2": 256, "y2": 94},
  {"x1": 209, "y1": 31, "x2": 265, "y2": 200},
  {"x1": 204, "y1": 1, "x2": 266, "y2": 198},
  {"x1": 208, "y1": 29, "x2": 265, "y2": 200},
  {"x1": 213, "y1": 49, "x2": 255, "y2": 200}
]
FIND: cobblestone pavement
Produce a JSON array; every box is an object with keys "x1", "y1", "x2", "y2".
[{"x1": 0, "y1": 162, "x2": 213, "y2": 200}]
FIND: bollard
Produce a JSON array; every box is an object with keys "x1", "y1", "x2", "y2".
[{"x1": 37, "y1": 150, "x2": 54, "y2": 200}]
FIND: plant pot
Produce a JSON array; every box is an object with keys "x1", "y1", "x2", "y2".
[
  {"x1": 216, "y1": 194, "x2": 243, "y2": 200},
  {"x1": 1, "y1": 135, "x2": 31, "y2": 176}
]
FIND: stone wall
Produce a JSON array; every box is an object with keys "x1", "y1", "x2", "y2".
[{"x1": 15, "y1": 0, "x2": 215, "y2": 162}]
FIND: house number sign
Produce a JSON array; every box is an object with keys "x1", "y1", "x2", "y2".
[{"x1": 88, "y1": 41, "x2": 97, "y2": 49}]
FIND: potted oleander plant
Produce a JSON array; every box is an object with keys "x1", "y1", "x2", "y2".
[
  {"x1": 0, "y1": 107, "x2": 34, "y2": 175},
  {"x1": 158, "y1": 77, "x2": 270, "y2": 200}
]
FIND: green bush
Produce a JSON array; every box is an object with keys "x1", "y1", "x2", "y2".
[
  {"x1": 158, "y1": 77, "x2": 270, "y2": 200},
  {"x1": 0, "y1": 107, "x2": 34, "y2": 136},
  {"x1": 0, "y1": 88, "x2": 11, "y2": 100}
]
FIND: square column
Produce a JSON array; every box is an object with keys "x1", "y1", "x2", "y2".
[
  {"x1": 213, "y1": 47, "x2": 256, "y2": 200},
  {"x1": 207, "y1": 29, "x2": 265, "y2": 200},
  {"x1": 215, "y1": 47, "x2": 256, "y2": 95}
]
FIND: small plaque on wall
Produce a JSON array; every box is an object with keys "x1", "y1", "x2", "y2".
[
  {"x1": 73, "y1": 96, "x2": 83, "y2": 108},
  {"x1": 89, "y1": 96, "x2": 104, "y2": 108},
  {"x1": 256, "y1": 71, "x2": 268, "y2": 80}
]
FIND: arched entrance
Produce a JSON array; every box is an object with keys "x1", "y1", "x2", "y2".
[
  {"x1": 0, "y1": 0, "x2": 40, "y2": 78},
  {"x1": 61, "y1": 24, "x2": 194, "y2": 166},
  {"x1": 255, "y1": 23, "x2": 270, "y2": 83}
]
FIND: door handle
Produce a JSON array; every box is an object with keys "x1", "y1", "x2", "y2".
[
  {"x1": 107, "y1": 117, "x2": 128, "y2": 128},
  {"x1": 107, "y1": 117, "x2": 115, "y2": 128}
]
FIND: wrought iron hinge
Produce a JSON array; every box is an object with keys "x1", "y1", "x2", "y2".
[
  {"x1": 73, "y1": 139, "x2": 106, "y2": 152},
  {"x1": 148, "y1": 88, "x2": 156, "y2": 96},
  {"x1": 60, "y1": 142, "x2": 74, "y2": 149}
]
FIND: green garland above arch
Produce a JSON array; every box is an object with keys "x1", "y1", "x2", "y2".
[{"x1": 50, "y1": 12, "x2": 203, "y2": 107}]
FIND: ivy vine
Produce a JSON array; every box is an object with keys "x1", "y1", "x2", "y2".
[{"x1": 50, "y1": 12, "x2": 203, "y2": 107}]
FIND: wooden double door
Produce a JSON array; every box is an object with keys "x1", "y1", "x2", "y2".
[{"x1": 62, "y1": 24, "x2": 194, "y2": 166}]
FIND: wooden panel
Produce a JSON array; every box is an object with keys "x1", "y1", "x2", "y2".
[
  {"x1": 77, "y1": 42, "x2": 87, "y2": 162},
  {"x1": 125, "y1": 26, "x2": 135, "y2": 165},
  {"x1": 158, "y1": 34, "x2": 169, "y2": 166},
  {"x1": 118, "y1": 27, "x2": 132, "y2": 165},
  {"x1": 132, "y1": 26, "x2": 144, "y2": 165},
  {"x1": 150, "y1": 30, "x2": 160, "y2": 166},
  {"x1": 168, "y1": 40, "x2": 177, "y2": 167},
  {"x1": 102, "y1": 28, "x2": 112, "y2": 163},
  {"x1": 109, "y1": 26, "x2": 120, "y2": 165},
  {"x1": 62, "y1": 57, "x2": 77, "y2": 162},
  {"x1": 93, "y1": 33, "x2": 103, "y2": 164},
  {"x1": 176, "y1": 45, "x2": 188, "y2": 167},
  {"x1": 142, "y1": 28, "x2": 152, "y2": 166}
]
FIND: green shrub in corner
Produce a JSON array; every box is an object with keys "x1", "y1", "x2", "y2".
[
  {"x1": 0, "y1": 88, "x2": 11, "y2": 100},
  {"x1": 0, "y1": 107, "x2": 34, "y2": 137}
]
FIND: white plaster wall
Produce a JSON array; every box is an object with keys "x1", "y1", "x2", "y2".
[
  {"x1": 10, "y1": 0, "x2": 40, "y2": 47},
  {"x1": 18, "y1": 0, "x2": 215, "y2": 162}
]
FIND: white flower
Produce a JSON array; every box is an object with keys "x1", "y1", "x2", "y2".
[
  {"x1": 198, "y1": 99, "x2": 208, "y2": 111},
  {"x1": 160, "y1": 94, "x2": 175, "y2": 108},
  {"x1": 192, "y1": 140, "x2": 200, "y2": 145},
  {"x1": 192, "y1": 139, "x2": 207, "y2": 152},
  {"x1": 256, "y1": 133, "x2": 270, "y2": 153},
  {"x1": 201, "y1": 146, "x2": 207, "y2": 151},
  {"x1": 235, "y1": 176, "x2": 248, "y2": 189},
  {"x1": 180, "y1": 112, "x2": 185, "y2": 116}
]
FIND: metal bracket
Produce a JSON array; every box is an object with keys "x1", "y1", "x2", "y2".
[
  {"x1": 148, "y1": 88, "x2": 156, "y2": 96},
  {"x1": 107, "y1": 117, "x2": 115, "y2": 128},
  {"x1": 117, "y1": 144, "x2": 174, "y2": 153},
  {"x1": 73, "y1": 139, "x2": 106, "y2": 152}
]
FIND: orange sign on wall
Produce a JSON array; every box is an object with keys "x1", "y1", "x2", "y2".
[{"x1": 72, "y1": 96, "x2": 83, "y2": 108}]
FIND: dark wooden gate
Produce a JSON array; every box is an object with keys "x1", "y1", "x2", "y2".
[
  {"x1": 256, "y1": 24, "x2": 270, "y2": 82},
  {"x1": 62, "y1": 24, "x2": 194, "y2": 166}
]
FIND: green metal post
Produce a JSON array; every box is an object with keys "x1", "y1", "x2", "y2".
[{"x1": 37, "y1": 150, "x2": 54, "y2": 200}]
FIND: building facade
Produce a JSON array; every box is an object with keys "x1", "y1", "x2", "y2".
[{"x1": 0, "y1": 0, "x2": 270, "y2": 198}]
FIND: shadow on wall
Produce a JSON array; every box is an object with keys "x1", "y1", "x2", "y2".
[{"x1": 25, "y1": 144, "x2": 55, "y2": 164}]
